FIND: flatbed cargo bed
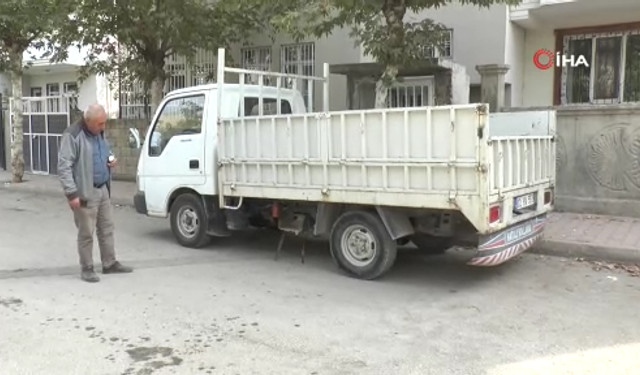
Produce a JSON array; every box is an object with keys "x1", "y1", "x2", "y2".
[{"x1": 218, "y1": 104, "x2": 555, "y2": 234}]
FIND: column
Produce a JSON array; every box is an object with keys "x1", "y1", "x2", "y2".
[{"x1": 475, "y1": 64, "x2": 510, "y2": 112}]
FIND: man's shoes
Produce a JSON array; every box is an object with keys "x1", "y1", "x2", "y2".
[
  {"x1": 81, "y1": 267, "x2": 100, "y2": 283},
  {"x1": 102, "y1": 261, "x2": 133, "y2": 274}
]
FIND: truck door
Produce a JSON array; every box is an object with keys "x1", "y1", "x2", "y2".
[{"x1": 140, "y1": 92, "x2": 208, "y2": 214}]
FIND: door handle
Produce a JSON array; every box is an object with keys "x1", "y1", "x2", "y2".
[{"x1": 189, "y1": 159, "x2": 199, "y2": 169}]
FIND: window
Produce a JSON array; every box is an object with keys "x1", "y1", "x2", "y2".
[
  {"x1": 64, "y1": 82, "x2": 79, "y2": 112},
  {"x1": 562, "y1": 29, "x2": 640, "y2": 104},
  {"x1": 29, "y1": 87, "x2": 42, "y2": 112},
  {"x1": 166, "y1": 62, "x2": 187, "y2": 93},
  {"x1": 241, "y1": 47, "x2": 272, "y2": 85},
  {"x1": 425, "y1": 29, "x2": 453, "y2": 59},
  {"x1": 388, "y1": 85, "x2": 430, "y2": 107},
  {"x1": 46, "y1": 83, "x2": 60, "y2": 96},
  {"x1": 165, "y1": 49, "x2": 216, "y2": 90},
  {"x1": 241, "y1": 97, "x2": 292, "y2": 116},
  {"x1": 117, "y1": 49, "x2": 217, "y2": 118},
  {"x1": 119, "y1": 80, "x2": 149, "y2": 119},
  {"x1": 63, "y1": 82, "x2": 78, "y2": 95},
  {"x1": 46, "y1": 83, "x2": 60, "y2": 112},
  {"x1": 387, "y1": 77, "x2": 434, "y2": 108},
  {"x1": 191, "y1": 63, "x2": 216, "y2": 86},
  {"x1": 148, "y1": 95, "x2": 205, "y2": 156},
  {"x1": 280, "y1": 43, "x2": 315, "y2": 110}
]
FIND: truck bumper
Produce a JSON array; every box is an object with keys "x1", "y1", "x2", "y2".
[
  {"x1": 133, "y1": 192, "x2": 148, "y2": 215},
  {"x1": 468, "y1": 214, "x2": 547, "y2": 267}
]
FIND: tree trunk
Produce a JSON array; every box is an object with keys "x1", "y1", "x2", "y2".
[
  {"x1": 377, "y1": 0, "x2": 406, "y2": 108},
  {"x1": 149, "y1": 76, "x2": 165, "y2": 119},
  {"x1": 8, "y1": 47, "x2": 24, "y2": 183},
  {"x1": 374, "y1": 65, "x2": 398, "y2": 108}
]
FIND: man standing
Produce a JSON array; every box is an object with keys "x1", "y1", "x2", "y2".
[{"x1": 58, "y1": 104, "x2": 133, "y2": 282}]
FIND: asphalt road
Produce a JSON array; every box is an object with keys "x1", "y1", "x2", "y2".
[{"x1": 1, "y1": 189, "x2": 639, "y2": 375}]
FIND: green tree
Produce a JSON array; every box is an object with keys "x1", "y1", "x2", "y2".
[
  {"x1": 0, "y1": 0, "x2": 72, "y2": 182},
  {"x1": 57, "y1": 0, "x2": 288, "y2": 120},
  {"x1": 273, "y1": 0, "x2": 521, "y2": 107}
]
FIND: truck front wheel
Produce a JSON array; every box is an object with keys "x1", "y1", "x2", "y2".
[
  {"x1": 169, "y1": 193, "x2": 211, "y2": 248},
  {"x1": 329, "y1": 210, "x2": 398, "y2": 280}
]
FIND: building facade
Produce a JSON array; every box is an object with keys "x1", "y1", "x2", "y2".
[
  {"x1": 512, "y1": 0, "x2": 640, "y2": 107},
  {"x1": 0, "y1": 46, "x2": 117, "y2": 117},
  {"x1": 3, "y1": 0, "x2": 640, "y2": 116}
]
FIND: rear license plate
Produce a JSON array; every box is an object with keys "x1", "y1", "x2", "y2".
[{"x1": 514, "y1": 193, "x2": 535, "y2": 210}]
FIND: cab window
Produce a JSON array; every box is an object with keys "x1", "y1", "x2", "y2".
[
  {"x1": 148, "y1": 95, "x2": 205, "y2": 156},
  {"x1": 242, "y1": 97, "x2": 292, "y2": 116}
]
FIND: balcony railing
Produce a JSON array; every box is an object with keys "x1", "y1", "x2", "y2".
[
  {"x1": 19, "y1": 96, "x2": 78, "y2": 115},
  {"x1": 511, "y1": 0, "x2": 576, "y2": 12}
]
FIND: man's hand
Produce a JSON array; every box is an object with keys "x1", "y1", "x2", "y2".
[
  {"x1": 69, "y1": 197, "x2": 81, "y2": 210},
  {"x1": 107, "y1": 158, "x2": 117, "y2": 168}
]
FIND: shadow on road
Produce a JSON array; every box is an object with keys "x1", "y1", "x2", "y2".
[{"x1": 138, "y1": 226, "x2": 509, "y2": 291}]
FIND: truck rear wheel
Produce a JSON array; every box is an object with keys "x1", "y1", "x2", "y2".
[
  {"x1": 170, "y1": 193, "x2": 211, "y2": 248},
  {"x1": 329, "y1": 210, "x2": 398, "y2": 280}
]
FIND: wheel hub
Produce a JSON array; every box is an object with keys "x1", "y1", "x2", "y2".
[
  {"x1": 177, "y1": 207, "x2": 199, "y2": 238},
  {"x1": 341, "y1": 225, "x2": 377, "y2": 266}
]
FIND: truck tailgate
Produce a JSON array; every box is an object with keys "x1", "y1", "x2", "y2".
[
  {"x1": 465, "y1": 110, "x2": 556, "y2": 266},
  {"x1": 485, "y1": 111, "x2": 556, "y2": 230}
]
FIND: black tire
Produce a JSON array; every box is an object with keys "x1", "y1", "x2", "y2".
[
  {"x1": 329, "y1": 210, "x2": 398, "y2": 280},
  {"x1": 169, "y1": 193, "x2": 211, "y2": 248},
  {"x1": 411, "y1": 234, "x2": 452, "y2": 255}
]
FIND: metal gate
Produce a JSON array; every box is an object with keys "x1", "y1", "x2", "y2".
[{"x1": 10, "y1": 96, "x2": 75, "y2": 175}]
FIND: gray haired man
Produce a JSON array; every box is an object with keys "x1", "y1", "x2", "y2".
[{"x1": 58, "y1": 104, "x2": 133, "y2": 282}]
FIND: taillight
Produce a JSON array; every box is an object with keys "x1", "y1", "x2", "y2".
[
  {"x1": 489, "y1": 205, "x2": 501, "y2": 223},
  {"x1": 544, "y1": 189, "x2": 553, "y2": 205}
]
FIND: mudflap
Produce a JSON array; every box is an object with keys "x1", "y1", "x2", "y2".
[{"x1": 468, "y1": 214, "x2": 547, "y2": 267}]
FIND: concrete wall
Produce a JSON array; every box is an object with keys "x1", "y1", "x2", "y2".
[
  {"x1": 398, "y1": 4, "x2": 509, "y2": 85},
  {"x1": 447, "y1": 61, "x2": 470, "y2": 104},
  {"x1": 504, "y1": 104, "x2": 640, "y2": 218},
  {"x1": 104, "y1": 119, "x2": 147, "y2": 181},
  {"x1": 521, "y1": 29, "x2": 555, "y2": 107},
  {"x1": 2, "y1": 98, "x2": 8, "y2": 171},
  {"x1": 504, "y1": 22, "x2": 525, "y2": 106}
]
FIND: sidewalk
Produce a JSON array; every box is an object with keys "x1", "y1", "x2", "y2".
[
  {"x1": 2, "y1": 170, "x2": 640, "y2": 265},
  {"x1": 0, "y1": 170, "x2": 136, "y2": 207},
  {"x1": 534, "y1": 212, "x2": 640, "y2": 265}
]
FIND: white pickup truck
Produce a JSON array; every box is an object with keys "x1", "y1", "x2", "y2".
[{"x1": 133, "y1": 48, "x2": 556, "y2": 280}]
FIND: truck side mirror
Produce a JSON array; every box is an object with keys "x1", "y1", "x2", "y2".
[{"x1": 128, "y1": 128, "x2": 141, "y2": 149}]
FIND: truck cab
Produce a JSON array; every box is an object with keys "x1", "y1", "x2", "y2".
[{"x1": 133, "y1": 84, "x2": 308, "y2": 218}]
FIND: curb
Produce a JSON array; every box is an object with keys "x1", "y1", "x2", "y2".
[
  {"x1": 1, "y1": 183, "x2": 134, "y2": 208},
  {"x1": 531, "y1": 238, "x2": 640, "y2": 265}
]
